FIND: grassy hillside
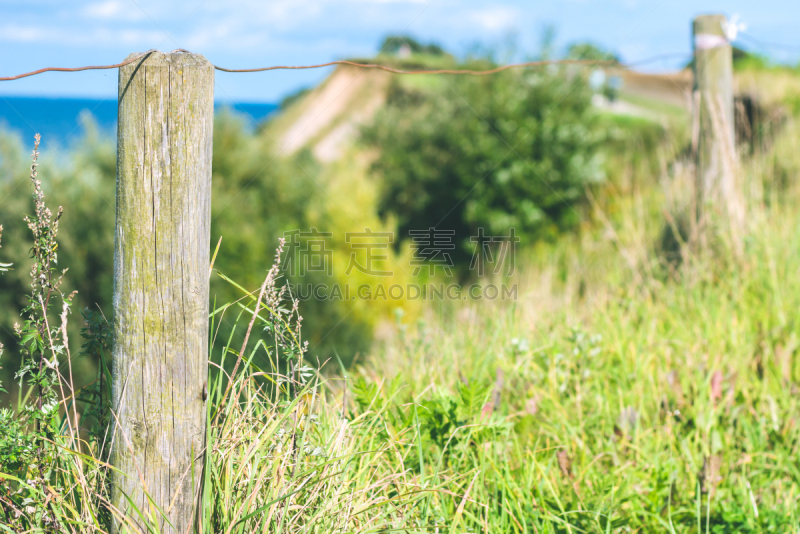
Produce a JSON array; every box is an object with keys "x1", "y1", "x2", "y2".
[
  {"x1": 5, "y1": 105, "x2": 799, "y2": 532},
  {"x1": 196, "y1": 86, "x2": 800, "y2": 531},
  {"x1": 3, "y1": 52, "x2": 800, "y2": 531}
]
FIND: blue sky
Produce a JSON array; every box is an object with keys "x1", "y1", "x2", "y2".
[{"x1": 0, "y1": 0, "x2": 798, "y2": 103}]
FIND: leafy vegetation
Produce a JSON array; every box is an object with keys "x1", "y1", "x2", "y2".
[
  {"x1": 363, "y1": 67, "x2": 605, "y2": 270},
  {"x1": 0, "y1": 111, "x2": 377, "y2": 387},
  {"x1": 566, "y1": 41, "x2": 620, "y2": 63},
  {"x1": 2, "y1": 38, "x2": 800, "y2": 532},
  {"x1": 379, "y1": 35, "x2": 446, "y2": 57},
  {"x1": 3, "y1": 119, "x2": 800, "y2": 529}
]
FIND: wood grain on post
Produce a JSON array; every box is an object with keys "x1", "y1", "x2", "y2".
[
  {"x1": 692, "y1": 14, "x2": 737, "y2": 229},
  {"x1": 111, "y1": 50, "x2": 213, "y2": 533}
]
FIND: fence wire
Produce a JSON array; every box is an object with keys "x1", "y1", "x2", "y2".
[{"x1": 0, "y1": 50, "x2": 690, "y2": 82}]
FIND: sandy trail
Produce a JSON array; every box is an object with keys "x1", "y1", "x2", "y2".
[{"x1": 280, "y1": 66, "x2": 389, "y2": 159}]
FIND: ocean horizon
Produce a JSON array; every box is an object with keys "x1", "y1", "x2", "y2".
[{"x1": 0, "y1": 95, "x2": 278, "y2": 150}]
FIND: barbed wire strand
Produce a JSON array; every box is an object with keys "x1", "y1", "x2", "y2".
[
  {"x1": 0, "y1": 51, "x2": 689, "y2": 82},
  {"x1": 0, "y1": 50, "x2": 158, "y2": 81},
  {"x1": 214, "y1": 53, "x2": 687, "y2": 74},
  {"x1": 737, "y1": 32, "x2": 800, "y2": 53}
]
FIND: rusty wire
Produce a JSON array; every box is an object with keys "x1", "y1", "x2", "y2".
[
  {"x1": 0, "y1": 51, "x2": 689, "y2": 82},
  {"x1": 0, "y1": 50, "x2": 158, "y2": 81}
]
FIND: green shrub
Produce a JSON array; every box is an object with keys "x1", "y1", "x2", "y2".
[
  {"x1": 0, "y1": 111, "x2": 373, "y2": 389},
  {"x1": 363, "y1": 67, "x2": 605, "y2": 270}
]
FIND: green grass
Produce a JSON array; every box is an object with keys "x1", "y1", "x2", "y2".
[
  {"x1": 11, "y1": 176, "x2": 799, "y2": 532},
  {"x1": 4, "y1": 69, "x2": 800, "y2": 534},
  {"x1": 619, "y1": 91, "x2": 689, "y2": 123},
  {"x1": 364, "y1": 221, "x2": 800, "y2": 532}
]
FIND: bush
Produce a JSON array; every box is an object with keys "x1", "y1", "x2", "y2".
[
  {"x1": 363, "y1": 66, "x2": 605, "y2": 271},
  {"x1": 379, "y1": 35, "x2": 445, "y2": 56},
  {"x1": 566, "y1": 41, "x2": 619, "y2": 63},
  {"x1": 0, "y1": 122, "x2": 115, "y2": 391},
  {"x1": 0, "y1": 111, "x2": 374, "y2": 389},
  {"x1": 0, "y1": 146, "x2": 414, "y2": 531}
]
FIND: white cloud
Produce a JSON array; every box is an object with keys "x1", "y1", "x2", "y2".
[
  {"x1": 84, "y1": 0, "x2": 124, "y2": 18},
  {"x1": 1, "y1": 25, "x2": 47, "y2": 43},
  {"x1": 468, "y1": 6, "x2": 519, "y2": 31},
  {"x1": 350, "y1": 0, "x2": 428, "y2": 3},
  {"x1": 82, "y1": 0, "x2": 147, "y2": 21},
  {"x1": 0, "y1": 23, "x2": 164, "y2": 47}
]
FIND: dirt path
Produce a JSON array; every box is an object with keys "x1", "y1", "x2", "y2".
[{"x1": 280, "y1": 66, "x2": 389, "y2": 159}]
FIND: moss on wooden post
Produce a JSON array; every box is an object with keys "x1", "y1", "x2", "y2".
[
  {"x1": 692, "y1": 14, "x2": 740, "y2": 239},
  {"x1": 111, "y1": 50, "x2": 213, "y2": 533}
]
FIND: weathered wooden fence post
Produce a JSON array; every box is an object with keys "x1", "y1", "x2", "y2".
[
  {"x1": 692, "y1": 14, "x2": 742, "y2": 243},
  {"x1": 111, "y1": 50, "x2": 213, "y2": 532}
]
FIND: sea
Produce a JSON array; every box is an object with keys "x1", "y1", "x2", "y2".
[{"x1": 0, "y1": 96, "x2": 278, "y2": 150}]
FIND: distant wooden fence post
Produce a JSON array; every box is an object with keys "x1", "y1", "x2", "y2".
[
  {"x1": 692, "y1": 14, "x2": 742, "y2": 242},
  {"x1": 111, "y1": 51, "x2": 214, "y2": 533}
]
